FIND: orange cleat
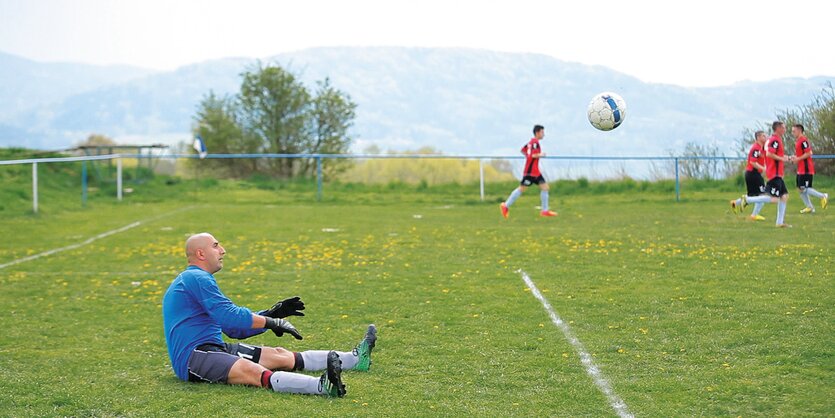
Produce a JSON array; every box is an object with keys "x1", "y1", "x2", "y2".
[
  {"x1": 500, "y1": 203, "x2": 509, "y2": 219},
  {"x1": 540, "y1": 210, "x2": 558, "y2": 217}
]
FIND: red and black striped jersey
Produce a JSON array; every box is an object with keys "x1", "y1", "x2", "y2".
[
  {"x1": 794, "y1": 136, "x2": 814, "y2": 175},
  {"x1": 521, "y1": 138, "x2": 542, "y2": 177}
]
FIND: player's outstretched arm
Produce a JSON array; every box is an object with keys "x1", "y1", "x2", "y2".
[{"x1": 262, "y1": 296, "x2": 305, "y2": 318}]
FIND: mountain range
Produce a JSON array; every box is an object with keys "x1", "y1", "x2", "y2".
[{"x1": 1, "y1": 47, "x2": 833, "y2": 157}]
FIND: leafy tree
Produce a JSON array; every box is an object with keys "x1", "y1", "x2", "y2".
[
  {"x1": 194, "y1": 92, "x2": 255, "y2": 177},
  {"x1": 304, "y1": 78, "x2": 357, "y2": 179},
  {"x1": 809, "y1": 86, "x2": 835, "y2": 174},
  {"x1": 238, "y1": 63, "x2": 310, "y2": 177},
  {"x1": 193, "y1": 63, "x2": 356, "y2": 179}
]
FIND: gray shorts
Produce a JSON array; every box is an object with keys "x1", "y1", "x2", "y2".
[{"x1": 187, "y1": 342, "x2": 263, "y2": 383}]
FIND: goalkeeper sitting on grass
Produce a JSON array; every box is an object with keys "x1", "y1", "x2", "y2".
[{"x1": 162, "y1": 233, "x2": 377, "y2": 397}]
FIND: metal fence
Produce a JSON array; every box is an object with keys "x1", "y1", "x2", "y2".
[{"x1": 2, "y1": 153, "x2": 833, "y2": 213}]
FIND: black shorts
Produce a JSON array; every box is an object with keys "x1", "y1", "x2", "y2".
[
  {"x1": 766, "y1": 177, "x2": 788, "y2": 198},
  {"x1": 187, "y1": 342, "x2": 263, "y2": 383},
  {"x1": 796, "y1": 174, "x2": 814, "y2": 190},
  {"x1": 745, "y1": 170, "x2": 765, "y2": 196},
  {"x1": 521, "y1": 175, "x2": 546, "y2": 186}
]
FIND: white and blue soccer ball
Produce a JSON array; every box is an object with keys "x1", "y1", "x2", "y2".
[{"x1": 587, "y1": 92, "x2": 627, "y2": 131}]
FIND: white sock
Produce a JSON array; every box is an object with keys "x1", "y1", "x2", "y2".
[
  {"x1": 505, "y1": 188, "x2": 522, "y2": 207},
  {"x1": 752, "y1": 202, "x2": 764, "y2": 216},
  {"x1": 339, "y1": 350, "x2": 359, "y2": 370},
  {"x1": 300, "y1": 350, "x2": 358, "y2": 371},
  {"x1": 746, "y1": 195, "x2": 772, "y2": 204},
  {"x1": 799, "y1": 191, "x2": 813, "y2": 209},
  {"x1": 806, "y1": 187, "x2": 825, "y2": 199},
  {"x1": 776, "y1": 200, "x2": 787, "y2": 225},
  {"x1": 300, "y1": 350, "x2": 328, "y2": 371},
  {"x1": 540, "y1": 191, "x2": 549, "y2": 212},
  {"x1": 269, "y1": 371, "x2": 324, "y2": 395}
]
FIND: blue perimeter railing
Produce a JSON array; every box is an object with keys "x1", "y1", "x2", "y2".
[{"x1": 2, "y1": 153, "x2": 834, "y2": 213}]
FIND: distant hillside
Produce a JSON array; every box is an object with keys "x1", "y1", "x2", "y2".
[
  {"x1": 1, "y1": 47, "x2": 832, "y2": 156},
  {"x1": 0, "y1": 52, "x2": 155, "y2": 124}
]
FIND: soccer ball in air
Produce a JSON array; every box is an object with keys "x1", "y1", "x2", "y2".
[{"x1": 587, "y1": 92, "x2": 627, "y2": 131}]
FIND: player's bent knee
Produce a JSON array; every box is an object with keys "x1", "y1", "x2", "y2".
[
  {"x1": 258, "y1": 346, "x2": 296, "y2": 370},
  {"x1": 227, "y1": 358, "x2": 267, "y2": 387}
]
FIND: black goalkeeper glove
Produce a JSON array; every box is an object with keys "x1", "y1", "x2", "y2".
[
  {"x1": 264, "y1": 317, "x2": 303, "y2": 340},
  {"x1": 263, "y1": 296, "x2": 306, "y2": 319}
]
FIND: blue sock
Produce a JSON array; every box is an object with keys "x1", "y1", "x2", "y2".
[
  {"x1": 540, "y1": 191, "x2": 549, "y2": 211},
  {"x1": 505, "y1": 188, "x2": 522, "y2": 207}
]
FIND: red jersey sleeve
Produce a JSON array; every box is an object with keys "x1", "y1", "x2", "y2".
[
  {"x1": 531, "y1": 141, "x2": 541, "y2": 155},
  {"x1": 747, "y1": 144, "x2": 762, "y2": 171},
  {"x1": 795, "y1": 138, "x2": 811, "y2": 156}
]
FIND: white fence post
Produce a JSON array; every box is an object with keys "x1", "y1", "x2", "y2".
[
  {"x1": 117, "y1": 157, "x2": 123, "y2": 201},
  {"x1": 479, "y1": 159, "x2": 485, "y2": 201},
  {"x1": 32, "y1": 162, "x2": 38, "y2": 213}
]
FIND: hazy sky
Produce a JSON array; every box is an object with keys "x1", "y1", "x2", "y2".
[{"x1": 1, "y1": 0, "x2": 833, "y2": 87}]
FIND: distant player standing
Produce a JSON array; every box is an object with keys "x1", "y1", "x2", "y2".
[
  {"x1": 748, "y1": 121, "x2": 793, "y2": 227},
  {"x1": 730, "y1": 131, "x2": 768, "y2": 220},
  {"x1": 792, "y1": 124, "x2": 829, "y2": 213},
  {"x1": 500, "y1": 125, "x2": 558, "y2": 218}
]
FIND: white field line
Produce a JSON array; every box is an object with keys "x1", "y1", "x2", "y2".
[
  {"x1": 1, "y1": 206, "x2": 195, "y2": 270},
  {"x1": 519, "y1": 269, "x2": 634, "y2": 418}
]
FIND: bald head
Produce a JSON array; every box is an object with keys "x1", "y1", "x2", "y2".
[
  {"x1": 186, "y1": 233, "x2": 214, "y2": 258},
  {"x1": 185, "y1": 233, "x2": 226, "y2": 273}
]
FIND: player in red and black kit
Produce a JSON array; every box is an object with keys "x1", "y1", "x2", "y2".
[
  {"x1": 730, "y1": 131, "x2": 768, "y2": 220},
  {"x1": 500, "y1": 125, "x2": 557, "y2": 218},
  {"x1": 754, "y1": 121, "x2": 793, "y2": 227},
  {"x1": 792, "y1": 123, "x2": 828, "y2": 213}
]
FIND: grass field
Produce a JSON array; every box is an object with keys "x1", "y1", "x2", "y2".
[{"x1": 1, "y1": 178, "x2": 833, "y2": 416}]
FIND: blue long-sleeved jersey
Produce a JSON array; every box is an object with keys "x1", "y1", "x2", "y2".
[{"x1": 162, "y1": 265, "x2": 266, "y2": 381}]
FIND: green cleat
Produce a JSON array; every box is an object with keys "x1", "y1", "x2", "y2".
[
  {"x1": 319, "y1": 351, "x2": 346, "y2": 397},
  {"x1": 353, "y1": 324, "x2": 377, "y2": 372},
  {"x1": 822, "y1": 194, "x2": 829, "y2": 210}
]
